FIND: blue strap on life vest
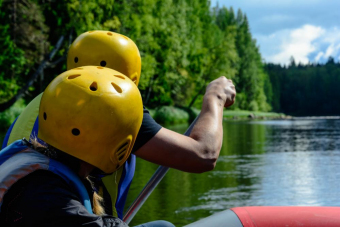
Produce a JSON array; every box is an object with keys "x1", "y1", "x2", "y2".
[
  {"x1": 48, "y1": 158, "x2": 93, "y2": 213},
  {"x1": 116, "y1": 154, "x2": 136, "y2": 219}
]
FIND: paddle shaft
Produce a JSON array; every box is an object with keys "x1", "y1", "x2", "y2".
[{"x1": 123, "y1": 115, "x2": 200, "y2": 224}]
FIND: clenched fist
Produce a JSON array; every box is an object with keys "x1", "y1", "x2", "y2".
[{"x1": 205, "y1": 76, "x2": 236, "y2": 108}]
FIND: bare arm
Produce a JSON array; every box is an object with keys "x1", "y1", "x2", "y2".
[{"x1": 134, "y1": 77, "x2": 236, "y2": 173}]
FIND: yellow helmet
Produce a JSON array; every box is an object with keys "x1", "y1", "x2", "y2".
[
  {"x1": 38, "y1": 66, "x2": 143, "y2": 173},
  {"x1": 67, "y1": 31, "x2": 141, "y2": 85}
]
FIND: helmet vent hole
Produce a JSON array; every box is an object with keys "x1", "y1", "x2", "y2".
[
  {"x1": 68, "y1": 74, "x2": 81, "y2": 80},
  {"x1": 97, "y1": 66, "x2": 104, "y2": 69},
  {"x1": 107, "y1": 32, "x2": 113, "y2": 36},
  {"x1": 100, "y1": 61, "x2": 106, "y2": 67},
  {"x1": 75, "y1": 67, "x2": 83, "y2": 70},
  {"x1": 72, "y1": 128, "x2": 80, "y2": 136},
  {"x1": 117, "y1": 142, "x2": 129, "y2": 161},
  {"x1": 132, "y1": 76, "x2": 137, "y2": 83},
  {"x1": 118, "y1": 154, "x2": 125, "y2": 161},
  {"x1": 74, "y1": 57, "x2": 78, "y2": 63},
  {"x1": 114, "y1": 75, "x2": 125, "y2": 80},
  {"x1": 90, "y1": 82, "x2": 98, "y2": 91},
  {"x1": 111, "y1": 82, "x2": 122, "y2": 93},
  {"x1": 43, "y1": 112, "x2": 47, "y2": 120}
]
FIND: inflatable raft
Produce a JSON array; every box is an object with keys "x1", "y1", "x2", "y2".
[{"x1": 185, "y1": 206, "x2": 340, "y2": 227}]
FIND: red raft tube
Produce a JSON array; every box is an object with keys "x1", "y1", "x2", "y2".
[{"x1": 185, "y1": 207, "x2": 340, "y2": 227}]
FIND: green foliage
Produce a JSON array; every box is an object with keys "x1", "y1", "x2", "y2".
[
  {"x1": 0, "y1": 99, "x2": 26, "y2": 130},
  {"x1": 153, "y1": 106, "x2": 189, "y2": 125},
  {"x1": 1, "y1": 0, "x2": 272, "y2": 115},
  {"x1": 0, "y1": 0, "x2": 49, "y2": 103},
  {"x1": 0, "y1": 6, "x2": 25, "y2": 102}
]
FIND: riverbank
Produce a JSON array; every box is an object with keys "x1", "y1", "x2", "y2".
[
  {"x1": 149, "y1": 106, "x2": 287, "y2": 125},
  {"x1": 223, "y1": 110, "x2": 287, "y2": 120},
  {"x1": 0, "y1": 102, "x2": 287, "y2": 130}
]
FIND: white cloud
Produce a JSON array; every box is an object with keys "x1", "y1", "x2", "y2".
[
  {"x1": 323, "y1": 27, "x2": 340, "y2": 43},
  {"x1": 323, "y1": 43, "x2": 340, "y2": 62},
  {"x1": 257, "y1": 25, "x2": 324, "y2": 65},
  {"x1": 211, "y1": 0, "x2": 340, "y2": 64},
  {"x1": 314, "y1": 52, "x2": 324, "y2": 62},
  {"x1": 313, "y1": 27, "x2": 340, "y2": 62},
  {"x1": 256, "y1": 25, "x2": 340, "y2": 65},
  {"x1": 277, "y1": 25, "x2": 324, "y2": 64},
  {"x1": 325, "y1": 44, "x2": 335, "y2": 57}
]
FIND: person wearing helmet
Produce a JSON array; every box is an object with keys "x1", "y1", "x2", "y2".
[
  {"x1": 1, "y1": 31, "x2": 160, "y2": 220},
  {"x1": 0, "y1": 66, "x2": 143, "y2": 226},
  {"x1": 1, "y1": 31, "x2": 236, "y2": 224}
]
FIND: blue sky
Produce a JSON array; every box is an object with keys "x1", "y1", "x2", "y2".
[{"x1": 211, "y1": 0, "x2": 340, "y2": 65}]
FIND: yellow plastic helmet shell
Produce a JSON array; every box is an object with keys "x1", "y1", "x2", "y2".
[
  {"x1": 38, "y1": 66, "x2": 143, "y2": 173},
  {"x1": 67, "y1": 31, "x2": 141, "y2": 85}
]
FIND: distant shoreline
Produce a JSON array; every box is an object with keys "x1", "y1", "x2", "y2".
[
  {"x1": 148, "y1": 107, "x2": 289, "y2": 125},
  {"x1": 291, "y1": 116, "x2": 340, "y2": 120},
  {"x1": 222, "y1": 110, "x2": 287, "y2": 120}
]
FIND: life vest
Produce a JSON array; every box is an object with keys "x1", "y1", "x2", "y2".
[
  {"x1": 1, "y1": 93, "x2": 136, "y2": 219},
  {"x1": 0, "y1": 139, "x2": 93, "y2": 214}
]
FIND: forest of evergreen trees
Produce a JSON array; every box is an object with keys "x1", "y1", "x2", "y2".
[
  {"x1": 1, "y1": 0, "x2": 339, "y2": 116},
  {"x1": 266, "y1": 57, "x2": 340, "y2": 116}
]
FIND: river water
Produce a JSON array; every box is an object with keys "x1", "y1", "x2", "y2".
[
  {"x1": 125, "y1": 119, "x2": 340, "y2": 226},
  {"x1": 1, "y1": 119, "x2": 340, "y2": 226}
]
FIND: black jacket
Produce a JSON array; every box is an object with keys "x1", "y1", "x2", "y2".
[{"x1": 0, "y1": 170, "x2": 128, "y2": 227}]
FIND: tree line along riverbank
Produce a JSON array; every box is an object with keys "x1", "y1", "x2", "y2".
[{"x1": 0, "y1": 99, "x2": 286, "y2": 131}]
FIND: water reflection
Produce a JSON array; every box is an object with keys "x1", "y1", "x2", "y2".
[
  {"x1": 126, "y1": 119, "x2": 340, "y2": 226},
  {"x1": 2, "y1": 120, "x2": 340, "y2": 226}
]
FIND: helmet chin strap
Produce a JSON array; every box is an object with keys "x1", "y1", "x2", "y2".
[
  {"x1": 22, "y1": 137, "x2": 57, "y2": 159},
  {"x1": 22, "y1": 137, "x2": 33, "y2": 148},
  {"x1": 78, "y1": 161, "x2": 95, "y2": 179},
  {"x1": 23, "y1": 137, "x2": 83, "y2": 175}
]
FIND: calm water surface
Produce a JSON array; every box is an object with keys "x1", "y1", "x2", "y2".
[
  {"x1": 1, "y1": 119, "x2": 340, "y2": 226},
  {"x1": 125, "y1": 119, "x2": 340, "y2": 226}
]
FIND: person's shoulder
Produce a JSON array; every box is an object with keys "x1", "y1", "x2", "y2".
[
  {"x1": 132, "y1": 106, "x2": 161, "y2": 153},
  {"x1": 17, "y1": 170, "x2": 78, "y2": 201},
  {"x1": 143, "y1": 106, "x2": 151, "y2": 114},
  {"x1": 140, "y1": 106, "x2": 161, "y2": 132}
]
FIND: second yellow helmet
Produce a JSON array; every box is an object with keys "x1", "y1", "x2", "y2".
[{"x1": 67, "y1": 31, "x2": 142, "y2": 85}]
